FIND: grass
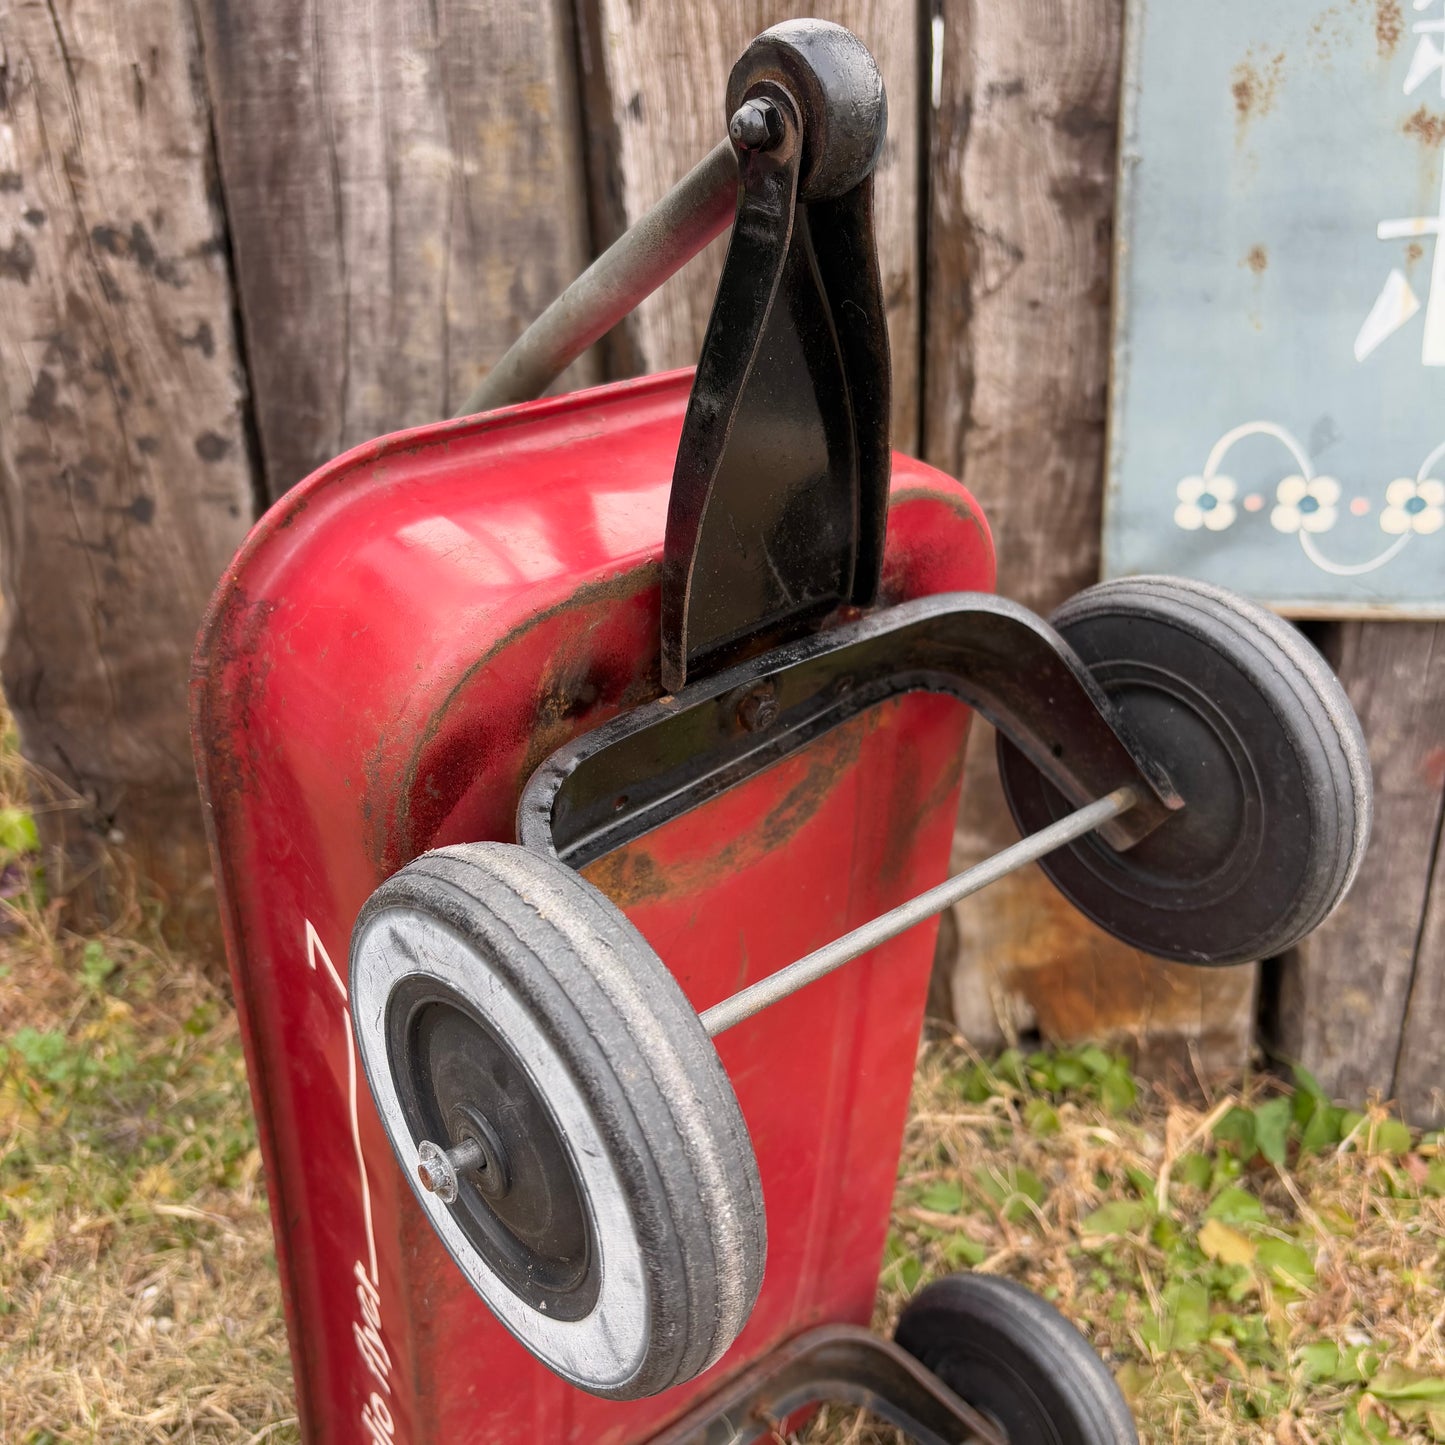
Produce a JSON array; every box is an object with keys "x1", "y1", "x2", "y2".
[{"x1": 1, "y1": 734, "x2": 1442, "y2": 1441}]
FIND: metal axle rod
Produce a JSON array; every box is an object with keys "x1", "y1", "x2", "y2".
[
  {"x1": 454, "y1": 140, "x2": 738, "y2": 418},
  {"x1": 699, "y1": 786, "x2": 1139, "y2": 1037}
]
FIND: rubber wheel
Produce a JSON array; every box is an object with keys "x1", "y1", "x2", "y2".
[
  {"x1": 998, "y1": 576, "x2": 1371, "y2": 966},
  {"x1": 349, "y1": 842, "x2": 766, "y2": 1400},
  {"x1": 895, "y1": 1274, "x2": 1138, "y2": 1444}
]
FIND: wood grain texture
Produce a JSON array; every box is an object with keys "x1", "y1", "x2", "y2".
[
  {"x1": 577, "y1": 0, "x2": 922, "y2": 449},
  {"x1": 194, "y1": 0, "x2": 596, "y2": 499},
  {"x1": 1273, "y1": 622, "x2": 1445, "y2": 1124},
  {"x1": 1396, "y1": 788, "x2": 1445, "y2": 1126},
  {"x1": 924, "y1": 0, "x2": 1255, "y2": 1074},
  {"x1": 0, "y1": 0, "x2": 255, "y2": 938}
]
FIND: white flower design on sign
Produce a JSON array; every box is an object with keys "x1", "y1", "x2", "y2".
[
  {"x1": 1271, "y1": 475, "x2": 1340, "y2": 534},
  {"x1": 1174, "y1": 474, "x2": 1237, "y2": 531},
  {"x1": 1379, "y1": 476, "x2": 1445, "y2": 535}
]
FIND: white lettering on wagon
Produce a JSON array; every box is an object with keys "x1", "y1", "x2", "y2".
[{"x1": 305, "y1": 920, "x2": 400, "y2": 1442}]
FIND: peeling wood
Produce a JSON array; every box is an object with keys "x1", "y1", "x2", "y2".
[
  {"x1": 192, "y1": 0, "x2": 597, "y2": 499},
  {"x1": 1273, "y1": 621, "x2": 1445, "y2": 1125},
  {"x1": 0, "y1": 0, "x2": 255, "y2": 944}
]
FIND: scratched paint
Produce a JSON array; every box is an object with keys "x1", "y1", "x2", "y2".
[{"x1": 1107, "y1": 0, "x2": 1445, "y2": 614}]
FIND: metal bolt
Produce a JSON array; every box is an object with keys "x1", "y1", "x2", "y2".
[
  {"x1": 737, "y1": 682, "x2": 779, "y2": 732},
  {"x1": 729, "y1": 98, "x2": 783, "y2": 152},
  {"x1": 416, "y1": 1136, "x2": 486, "y2": 1205}
]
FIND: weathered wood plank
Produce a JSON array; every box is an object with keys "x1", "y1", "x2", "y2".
[
  {"x1": 576, "y1": 0, "x2": 922, "y2": 449},
  {"x1": 0, "y1": 0, "x2": 256, "y2": 941},
  {"x1": 925, "y1": 0, "x2": 1255, "y2": 1074},
  {"x1": 194, "y1": 0, "x2": 597, "y2": 500},
  {"x1": 1396, "y1": 793, "x2": 1445, "y2": 1127},
  {"x1": 1273, "y1": 621, "x2": 1445, "y2": 1123}
]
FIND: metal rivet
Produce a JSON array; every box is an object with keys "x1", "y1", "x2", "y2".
[{"x1": 737, "y1": 682, "x2": 779, "y2": 732}]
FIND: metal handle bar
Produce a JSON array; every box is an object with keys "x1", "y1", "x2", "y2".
[
  {"x1": 699, "y1": 786, "x2": 1139, "y2": 1037},
  {"x1": 454, "y1": 141, "x2": 738, "y2": 418}
]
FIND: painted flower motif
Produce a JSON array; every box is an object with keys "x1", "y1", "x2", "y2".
[
  {"x1": 1270, "y1": 474, "x2": 1340, "y2": 534},
  {"x1": 1379, "y1": 477, "x2": 1444, "y2": 536},
  {"x1": 1174, "y1": 474, "x2": 1237, "y2": 531}
]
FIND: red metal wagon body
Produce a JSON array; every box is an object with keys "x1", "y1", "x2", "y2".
[{"x1": 192, "y1": 368, "x2": 995, "y2": 1444}]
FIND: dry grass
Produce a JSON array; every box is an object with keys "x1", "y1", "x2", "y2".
[
  {"x1": 802, "y1": 1044, "x2": 1445, "y2": 1445},
  {"x1": 0, "y1": 728, "x2": 297, "y2": 1445},
  {"x1": 1, "y1": 727, "x2": 1441, "y2": 1442}
]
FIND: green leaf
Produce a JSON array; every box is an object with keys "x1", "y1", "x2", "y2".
[
  {"x1": 1296, "y1": 1340, "x2": 1373, "y2": 1385},
  {"x1": 79, "y1": 942, "x2": 117, "y2": 992},
  {"x1": 943, "y1": 1232, "x2": 987, "y2": 1267},
  {"x1": 0, "y1": 805, "x2": 39, "y2": 861},
  {"x1": 1292, "y1": 1060, "x2": 1327, "y2": 1102},
  {"x1": 1078, "y1": 1044, "x2": 1113, "y2": 1078},
  {"x1": 1100, "y1": 1062, "x2": 1138, "y2": 1116},
  {"x1": 1340, "y1": 1401, "x2": 1394, "y2": 1443},
  {"x1": 1213, "y1": 1106, "x2": 1257, "y2": 1154},
  {"x1": 1300, "y1": 1100, "x2": 1345, "y2": 1154},
  {"x1": 950, "y1": 1064, "x2": 995, "y2": 1104},
  {"x1": 1204, "y1": 1185, "x2": 1268, "y2": 1228},
  {"x1": 1175, "y1": 1152, "x2": 1213, "y2": 1191},
  {"x1": 972, "y1": 1164, "x2": 1046, "y2": 1223},
  {"x1": 1367, "y1": 1366, "x2": 1445, "y2": 1404},
  {"x1": 1049, "y1": 1055, "x2": 1090, "y2": 1091},
  {"x1": 1024, "y1": 1098, "x2": 1060, "y2": 1138},
  {"x1": 1255, "y1": 1238, "x2": 1316, "y2": 1290},
  {"x1": 991, "y1": 1048, "x2": 1027, "y2": 1090},
  {"x1": 1253, "y1": 1097, "x2": 1292, "y2": 1165},
  {"x1": 895, "y1": 1252, "x2": 923, "y2": 1293},
  {"x1": 1140, "y1": 1278, "x2": 1210, "y2": 1353},
  {"x1": 1124, "y1": 1165, "x2": 1155, "y2": 1198},
  {"x1": 918, "y1": 1179, "x2": 965, "y2": 1215},
  {"x1": 1423, "y1": 1160, "x2": 1445, "y2": 1198},
  {"x1": 1079, "y1": 1199, "x2": 1153, "y2": 1240},
  {"x1": 1373, "y1": 1119, "x2": 1413, "y2": 1156}
]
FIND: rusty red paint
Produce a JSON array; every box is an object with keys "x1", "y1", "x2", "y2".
[
  {"x1": 1422, "y1": 744, "x2": 1445, "y2": 792},
  {"x1": 192, "y1": 368, "x2": 995, "y2": 1444}
]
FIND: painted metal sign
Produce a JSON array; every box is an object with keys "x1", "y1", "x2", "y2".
[{"x1": 1105, "y1": 0, "x2": 1445, "y2": 616}]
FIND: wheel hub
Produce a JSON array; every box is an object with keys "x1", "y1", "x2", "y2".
[{"x1": 386, "y1": 977, "x2": 599, "y2": 1319}]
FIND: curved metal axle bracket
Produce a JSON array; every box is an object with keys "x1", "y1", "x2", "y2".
[{"x1": 517, "y1": 592, "x2": 1182, "y2": 869}]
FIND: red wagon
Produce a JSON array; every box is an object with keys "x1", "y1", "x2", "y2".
[{"x1": 193, "y1": 21, "x2": 1370, "y2": 1444}]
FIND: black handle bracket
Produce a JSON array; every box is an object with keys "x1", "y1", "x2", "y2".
[{"x1": 661, "y1": 21, "x2": 893, "y2": 692}]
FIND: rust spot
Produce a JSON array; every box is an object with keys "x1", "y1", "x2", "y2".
[
  {"x1": 1402, "y1": 105, "x2": 1445, "y2": 148},
  {"x1": 1407, "y1": 242, "x2": 1425, "y2": 264},
  {"x1": 1423, "y1": 745, "x2": 1445, "y2": 792},
  {"x1": 1375, "y1": 0, "x2": 1403, "y2": 55},
  {"x1": 1231, "y1": 50, "x2": 1285, "y2": 131},
  {"x1": 1244, "y1": 244, "x2": 1269, "y2": 274},
  {"x1": 585, "y1": 723, "x2": 865, "y2": 910},
  {"x1": 384, "y1": 565, "x2": 662, "y2": 869}
]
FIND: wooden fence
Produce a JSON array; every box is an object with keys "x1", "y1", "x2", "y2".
[{"x1": 1, "y1": 0, "x2": 1440, "y2": 1121}]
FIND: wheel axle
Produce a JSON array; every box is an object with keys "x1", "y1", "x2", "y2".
[
  {"x1": 416, "y1": 1137, "x2": 486, "y2": 1204},
  {"x1": 699, "y1": 786, "x2": 1139, "y2": 1037}
]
